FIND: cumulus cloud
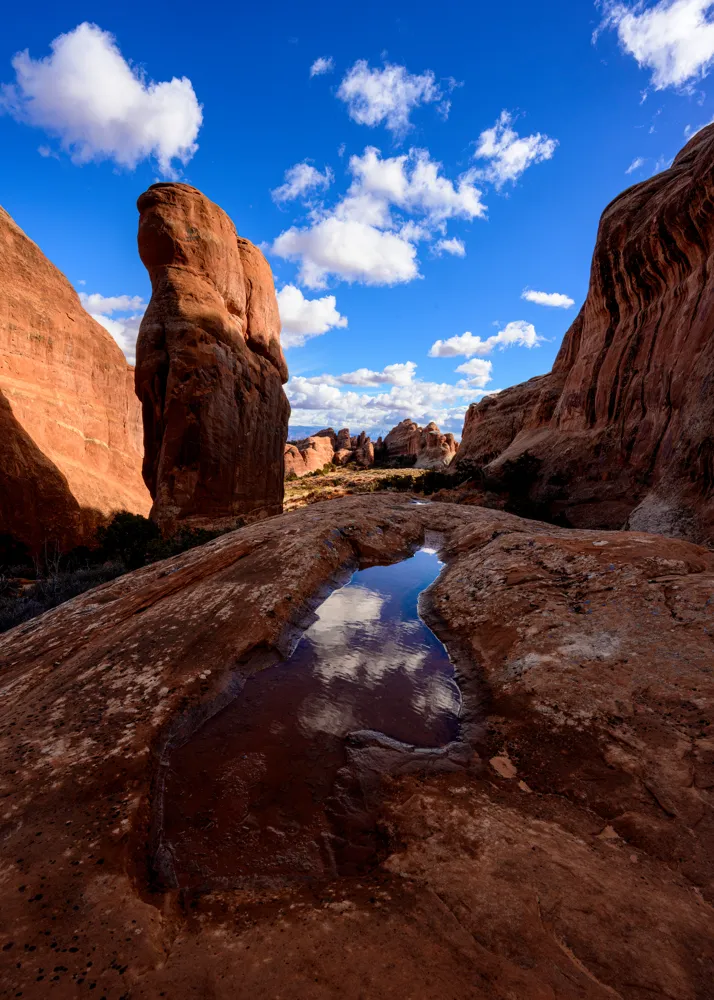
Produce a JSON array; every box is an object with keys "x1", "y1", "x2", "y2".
[
  {"x1": 310, "y1": 56, "x2": 334, "y2": 77},
  {"x1": 337, "y1": 60, "x2": 450, "y2": 135},
  {"x1": 455, "y1": 358, "x2": 493, "y2": 388},
  {"x1": 429, "y1": 320, "x2": 542, "y2": 358},
  {"x1": 625, "y1": 155, "x2": 646, "y2": 173},
  {"x1": 277, "y1": 284, "x2": 347, "y2": 348},
  {"x1": 273, "y1": 217, "x2": 419, "y2": 289},
  {"x1": 79, "y1": 292, "x2": 145, "y2": 313},
  {"x1": 521, "y1": 288, "x2": 574, "y2": 308},
  {"x1": 79, "y1": 290, "x2": 146, "y2": 365},
  {"x1": 302, "y1": 361, "x2": 417, "y2": 387},
  {"x1": 474, "y1": 111, "x2": 557, "y2": 189},
  {"x1": 434, "y1": 237, "x2": 466, "y2": 257},
  {"x1": 598, "y1": 0, "x2": 714, "y2": 90},
  {"x1": 271, "y1": 146, "x2": 484, "y2": 287},
  {"x1": 346, "y1": 147, "x2": 485, "y2": 224},
  {"x1": 272, "y1": 161, "x2": 333, "y2": 203},
  {"x1": 0, "y1": 22, "x2": 202, "y2": 176},
  {"x1": 286, "y1": 373, "x2": 495, "y2": 434},
  {"x1": 92, "y1": 314, "x2": 143, "y2": 365}
]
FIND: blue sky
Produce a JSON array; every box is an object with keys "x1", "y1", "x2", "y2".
[{"x1": 2, "y1": 0, "x2": 713, "y2": 436}]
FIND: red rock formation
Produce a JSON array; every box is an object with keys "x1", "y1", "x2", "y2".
[
  {"x1": 285, "y1": 430, "x2": 337, "y2": 477},
  {"x1": 0, "y1": 205, "x2": 150, "y2": 553},
  {"x1": 135, "y1": 183, "x2": 289, "y2": 533},
  {"x1": 285, "y1": 427, "x2": 375, "y2": 477},
  {"x1": 380, "y1": 419, "x2": 457, "y2": 469},
  {"x1": 2, "y1": 495, "x2": 713, "y2": 998},
  {"x1": 456, "y1": 124, "x2": 714, "y2": 543}
]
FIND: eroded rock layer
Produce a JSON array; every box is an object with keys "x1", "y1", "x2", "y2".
[
  {"x1": 135, "y1": 183, "x2": 289, "y2": 532},
  {"x1": 378, "y1": 419, "x2": 457, "y2": 469},
  {"x1": 0, "y1": 205, "x2": 150, "y2": 552},
  {"x1": 455, "y1": 124, "x2": 714, "y2": 543},
  {"x1": 285, "y1": 427, "x2": 374, "y2": 478},
  {"x1": 2, "y1": 494, "x2": 712, "y2": 998}
]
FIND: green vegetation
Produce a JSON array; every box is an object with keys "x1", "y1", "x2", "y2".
[{"x1": 0, "y1": 514, "x2": 234, "y2": 634}]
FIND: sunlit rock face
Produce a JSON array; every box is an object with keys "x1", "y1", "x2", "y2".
[
  {"x1": 135, "y1": 183, "x2": 289, "y2": 533},
  {"x1": 378, "y1": 419, "x2": 457, "y2": 469},
  {"x1": 0, "y1": 205, "x2": 149, "y2": 552},
  {"x1": 285, "y1": 428, "x2": 374, "y2": 477},
  {"x1": 456, "y1": 123, "x2": 714, "y2": 543}
]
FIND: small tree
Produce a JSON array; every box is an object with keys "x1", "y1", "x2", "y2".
[{"x1": 97, "y1": 512, "x2": 160, "y2": 569}]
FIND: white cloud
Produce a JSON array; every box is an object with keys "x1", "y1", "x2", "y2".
[
  {"x1": 277, "y1": 284, "x2": 347, "y2": 348},
  {"x1": 310, "y1": 56, "x2": 334, "y2": 77},
  {"x1": 79, "y1": 290, "x2": 146, "y2": 364},
  {"x1": 79, "y1": 292, "x2": 145, "y2": 313},
  {"x1": 474, "y1": 111, "x2": 557, "y2": 189},
  {"x1": 273, "y1": 217, "x2": 419, "y2": 289},
  {"x1": 625, "y1": 155, "x2": 646, "y2": 173},
  {"x1": 598, "y1": 0, "x2": 714, "y2": 90},
  {"x1": 455, "y1": 358, "x2": 493, "y2": 388},
  {"x1": 521, "y1": 288, "x2": 574, "y2": 308},
  {"x1": 271, "y1": 146, "x2": 484, "y2": 287},
  {"x1": 0, "y1": 22, "x2": 202, "y2": 177},
  {"x1": 286, "y1": 374, "x2": 493, "y2": 434},
  {"x1": 302, "y1": 361, "x2": 418, "y2": 387},
  {"x1": 337, "y1": 60, "x2": 446, "y2": 135},
  {"x1": 429, "y1": 320, "x2": 542, "y2": 358},
  {"x1": 272, "y1": 161, "x2": 333, "y2": 203},
  {"x1": 346, "y1": 147, "x2": 485, "y2": 224},
  {"x1": 92, "y1": 313, "x2": 143, "y2": 365},
  {"x1": 434, "y1": 237, "x2": 466, "y2": 257}
]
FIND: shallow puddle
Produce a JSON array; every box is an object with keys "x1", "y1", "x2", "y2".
[{"x1": 161, "y1": 549, "x2": 460, "y2": 890}]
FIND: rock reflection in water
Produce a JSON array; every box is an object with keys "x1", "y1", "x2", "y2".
[{"x1": 161, "y1": 549, "x2": 460, "y2": 889}]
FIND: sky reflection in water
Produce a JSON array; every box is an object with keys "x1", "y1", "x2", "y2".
[{"x1": 162, "y1": 548, "x2": 459, "y2": 887}]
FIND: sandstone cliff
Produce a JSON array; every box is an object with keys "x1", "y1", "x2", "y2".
[
  {"x1": 455, "y1": 125, "x2": 714, "y2": 543},
  {"x1": 135, "y1": 183, "x2": 289, "y2": 533},
  {"x1": 379, "y1": 419, "x2": 457, "y2": 469},
  {"x1": 285, "y1": 428, "x2": 374, "y2": 478},
  {"x1": 0, "y1": 205, "x2": 150, "y2": 553},
  {"x1": 285, "y1": 420, "x2": 456, "y2": 478}
]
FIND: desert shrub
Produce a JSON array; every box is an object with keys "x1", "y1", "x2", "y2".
[
  {"x1": 0, "y1": 533, "x2": 34, "y2": 577},
  {"x1": 145, "y1": 526, "x2": 225, "y2": 563},
  {"x1": 0, "y1": 514, "x2": 235, "y2": 634},
  {"x1": 285, "y1": 471, "x2": 298, "y2": 482},
  {"x1": 97, "y1": 511, "x2": 161, "y2": 569},
  {"x1": 0, "y1": 562, "x2": 125, "y2": 634}
]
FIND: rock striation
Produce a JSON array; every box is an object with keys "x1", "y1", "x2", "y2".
[
  {"x1": 0, "y1": 205, "x2": 150, "y2": 553},
  {"x1": 455, "y1": 124, "x2": 714, "y2": 543},
  {"x1": 378, "y1": 419, "x2": 457, "y2": 469},
  {"x1": 285, "y1": 420, "x2": 455, "y2": 478},
  {"x1": 135, "y1": 183, "x2": 289, "y2": 533},
  {"x1": 285, "y1": 429, "x2": 337, "y2": 477},
  {"x1": 1, "y1": 494, "x2": 713, "y2": 998},
  {"x1": 285, "y1": 427, "x2": 374, "y2": 478}
]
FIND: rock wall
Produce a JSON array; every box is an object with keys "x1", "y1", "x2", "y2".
[
  {"x1": 455, "y1": 124, "x2": 714, "y2": 543},
  {"x1": 0, "y1": 205, "x2": 150, "y2": 553},
  {"x1": 285, "y1": 428, "x2": 374, "y2": 478},
  {"x1": 135, "y1": 183, "x2": 290, "y2": 533},
  {"x1": 285, "y1": 420, "x2": 456, "y2": 478},
  {"x1": 378, "y1": 419, "x2": 457, "y2": 469}
]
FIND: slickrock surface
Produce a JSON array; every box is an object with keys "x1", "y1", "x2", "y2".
[
  {"x1": 134, "y1": 183, "x2": 289, "y2": 533},
  {"x1": 456, "y1": 123, "x2": 714, "y2": 544},
  {"x1": 380, "y1": 418, "x2": 457, "y2": 469},
  {"x1": 1, "y1": 494, "x2": 713, "y2": 998},
  {"x1": 0, "y1": 205, "x2": 150, "y2": 552}
]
